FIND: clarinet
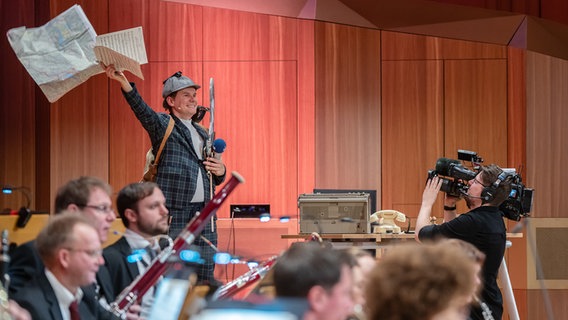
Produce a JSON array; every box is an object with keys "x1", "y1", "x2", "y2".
[
  {"x1": 109, "y1": 172, "x2": 245, "y2": 318},
  {"x1": 212, "y1": 255, "x2": 278, "y2": 301}
]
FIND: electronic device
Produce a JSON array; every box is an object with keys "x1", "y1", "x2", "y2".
[
  {"x1": 298, "y1": 193, "x2": 371, "y2": 234},
  {"x1": 313, "y1": 189, "x2": 377, "y2": 213}
]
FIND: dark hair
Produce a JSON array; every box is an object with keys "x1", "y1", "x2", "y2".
[
  {"x1": 480, "y1": 164, "x2": 512, "y2": 206},
  {"x1": 162, "y1": 91, "x2": 177, "y2": 112},
  {"x1": 54, "y1": 176, "x2": 112, "y2": 214},
  {"x1": 273, "y1": 242, "x2": 351, "y2": 297},
  {"x1": 36, "y1": 212, "x2": 95, "y2": 267},
  {"x1": 116, "y1": 182, "x2": 159, "y2": 227}
]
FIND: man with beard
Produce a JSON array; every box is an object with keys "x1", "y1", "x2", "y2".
[
  {"x1": 103, "y1": 182, "x2": 170, "y2": 318},
  {"x1": 415, "y1": 164, "x2": 512, "y2": 320}
]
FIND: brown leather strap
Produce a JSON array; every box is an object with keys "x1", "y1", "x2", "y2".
[{"x1": 153, "y1": 116, "x2": 174, "y2": 165}]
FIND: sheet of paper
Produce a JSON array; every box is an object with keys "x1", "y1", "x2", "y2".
[
  {"x1": 6, "y1": 4, "x2": 99, "y2": 102},
  {"x1": 94, "y1": 26, "x2": 147, "y2": 79},
  {"x1": 94, "y1": 46, "x2": 144, "y2": 80},
  {"x1": 6, "y1": 5, "x2": 148, "y2": 102},
  {"x1": 95, "y1": 26, "x2": 148, "y2": 64}
]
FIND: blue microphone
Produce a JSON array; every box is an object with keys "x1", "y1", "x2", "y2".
[{"x1": 212, "y1": 138, "x2": 226, "y2": 159}]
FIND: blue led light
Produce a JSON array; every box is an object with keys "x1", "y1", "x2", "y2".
[
  {"x1": 126, "y1": 249, "x2": 146, "y2": 263},
  {"x1": 179, "y1": 250, "x2": 204, "y2": 264},
  {"x1": 214, "y1": 252, "x2": 232, "y2": 265}
]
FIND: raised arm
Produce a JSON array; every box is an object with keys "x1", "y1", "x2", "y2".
[
  {"x1": 415, "y1": 176, "x2": 442, "y2": 242},
  {"x1": 103, "y1": 64, "x2": 133, "y2": 93}
]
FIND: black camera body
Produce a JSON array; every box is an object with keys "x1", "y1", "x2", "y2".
[
  {"x1": 499, "y1": 176, "x2": 534, "y2": 221},
  {"x1": 427, "y1": 150, "x2": 534, "y2": 221},
  {"x1": 427, "y1": 169, "x2": 466, "y2": 198},
  {"x1": 427, "y1": 156, "x2": 477, "y2": 198}
]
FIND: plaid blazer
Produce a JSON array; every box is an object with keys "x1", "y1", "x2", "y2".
[{"x1": 123, "y1": 84, "x2": 225, "y2": 211}]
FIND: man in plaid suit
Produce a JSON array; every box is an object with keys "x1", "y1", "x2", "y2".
[{"x1": 105, "y1": 65, "x2": 226, "y2": 283}]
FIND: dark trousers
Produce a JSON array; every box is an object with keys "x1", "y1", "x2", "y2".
[{"x1": 168, "y1": 202, "x2": 218, "y2": 283}]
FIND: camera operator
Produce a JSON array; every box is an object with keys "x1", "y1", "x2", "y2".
[{"x1": 415, "y1": 164, "x2": 512, "y2": 320}]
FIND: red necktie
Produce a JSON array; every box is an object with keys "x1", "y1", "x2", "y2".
[{"x1": 69, "y1": 300, "x2": 80, "y2": 320}]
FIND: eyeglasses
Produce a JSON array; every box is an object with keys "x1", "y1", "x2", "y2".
[
  {"x1": 472, "y1": 178, "x2": 489, "y2": 188},
  {"x1": 163, "y1": 71, "x2": 182, "y2": 84},
  {"x1": 65, "y1": 248, "x2": 103, "y2": 258},
  {"x1": 80, "y1": 204, "x2": 114, "y2": 215}
]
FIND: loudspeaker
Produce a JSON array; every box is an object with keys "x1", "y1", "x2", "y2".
[{"x1": 480, "y1": 171, "x2": 509, "y2": 203}]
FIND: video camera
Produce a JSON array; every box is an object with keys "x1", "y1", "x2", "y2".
[
  {"x1": 427, "y1": 150, "x2": 481, "y2": 198},
  {"x1": 427, "y1": 150, "x2": 534, "y2": 221}
]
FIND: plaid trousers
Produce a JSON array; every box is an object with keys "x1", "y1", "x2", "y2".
[{"x1": 168, "y1": 202, "x2": 217, "y2": 283}]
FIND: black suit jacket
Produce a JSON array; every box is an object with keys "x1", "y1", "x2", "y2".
[
  {"x1": 10, "y1": 272, "x2": 98, "y2": 320},
  {"x1": 103, "y1": 236, "x2": 140, "y2": 297},
  {"x1": 8, "y1": 240, "x2": 116, "y2": 302}
]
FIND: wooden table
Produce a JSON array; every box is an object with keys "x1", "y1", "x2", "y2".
[
  {"x1": 281, "y1": 232, "x2": 523, "y2": 256},
  {"x1": 281, "y1": 232, "x2": 416, "y2": 256}
]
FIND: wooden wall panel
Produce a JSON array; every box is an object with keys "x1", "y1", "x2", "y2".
[
  {"x1": 203, "y1": 7, "x2": 297, "y2": 61},
  {"x1": 527, "y1": 289, "x2": 568, "y2": 319},
  {"x1": 147, "y1": 1, "x2": 203, "y2": 62},
  {"x1": 50, "y1": 75, "x2": 111, "y2": 206},
  {"x1": 0, "y1": 0, "x2": 39, "y2": 212},
  {"x1": 444, "y1": 59, "x2": 508, "y2": 165},
  {"x1": 204, "y1": 61, "x2": 299, "y2": 219},
  {"x1": 296, "y1": 19, "x2": 316, "y2": 213},
  {"x1": 314, "y1": 22, "x2": 382, "y2": 198},
  {"x1": 381, "y1": 30, "x2": 506, "y2": 61},
  {"x1": 506, "y1": 47, "x2": 528, "y2": 295},
  {"x1": 526, "y1": 51, "x2": 568, "y2": 219},
  {"x1": 524, "y1": 50, "x2": 568, "y2": 320},
  {"x1": 507, "y1": 48, "x2": 528, "y2": 178},
  {"x1": 381, "y1": 60, "x2": 444, "y2": 216},
  {"x1": 109, "y1": 0, "x2": 203, "y2": 61}
]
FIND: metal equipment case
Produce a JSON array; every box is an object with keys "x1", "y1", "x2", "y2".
[{"x1": 298, "y1": 193, "x2": 371, "y2": 234}]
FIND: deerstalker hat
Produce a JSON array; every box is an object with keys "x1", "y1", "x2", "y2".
[{"x1": 162, "y1": 71, "x2": 201, "y2": 98}]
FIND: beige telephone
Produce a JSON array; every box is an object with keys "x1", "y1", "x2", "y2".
[{"x1": 370, "y1": 210, "x2": 407, "y2": 234}]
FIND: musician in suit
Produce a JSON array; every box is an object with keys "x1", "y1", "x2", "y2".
[
  {"x1": 9, "y1": 177, "x2": 115, "y2": 303},
  {"x1": 105, "y1": 65, "x2": 226, "y2": 283},
  {"x1": 11, "y1": 213, "x2": 104, "y2": 320},
  {"x1": 8, "y1": 178, "x2": 142, "y2": 319},
  {"x1": 103, "y1": 182, "x2": 169, "y2": 318}
]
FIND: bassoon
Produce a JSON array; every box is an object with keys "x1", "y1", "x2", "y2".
[{"x1": 109, "y1": 171, "x2": 244, "y2": 318}]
